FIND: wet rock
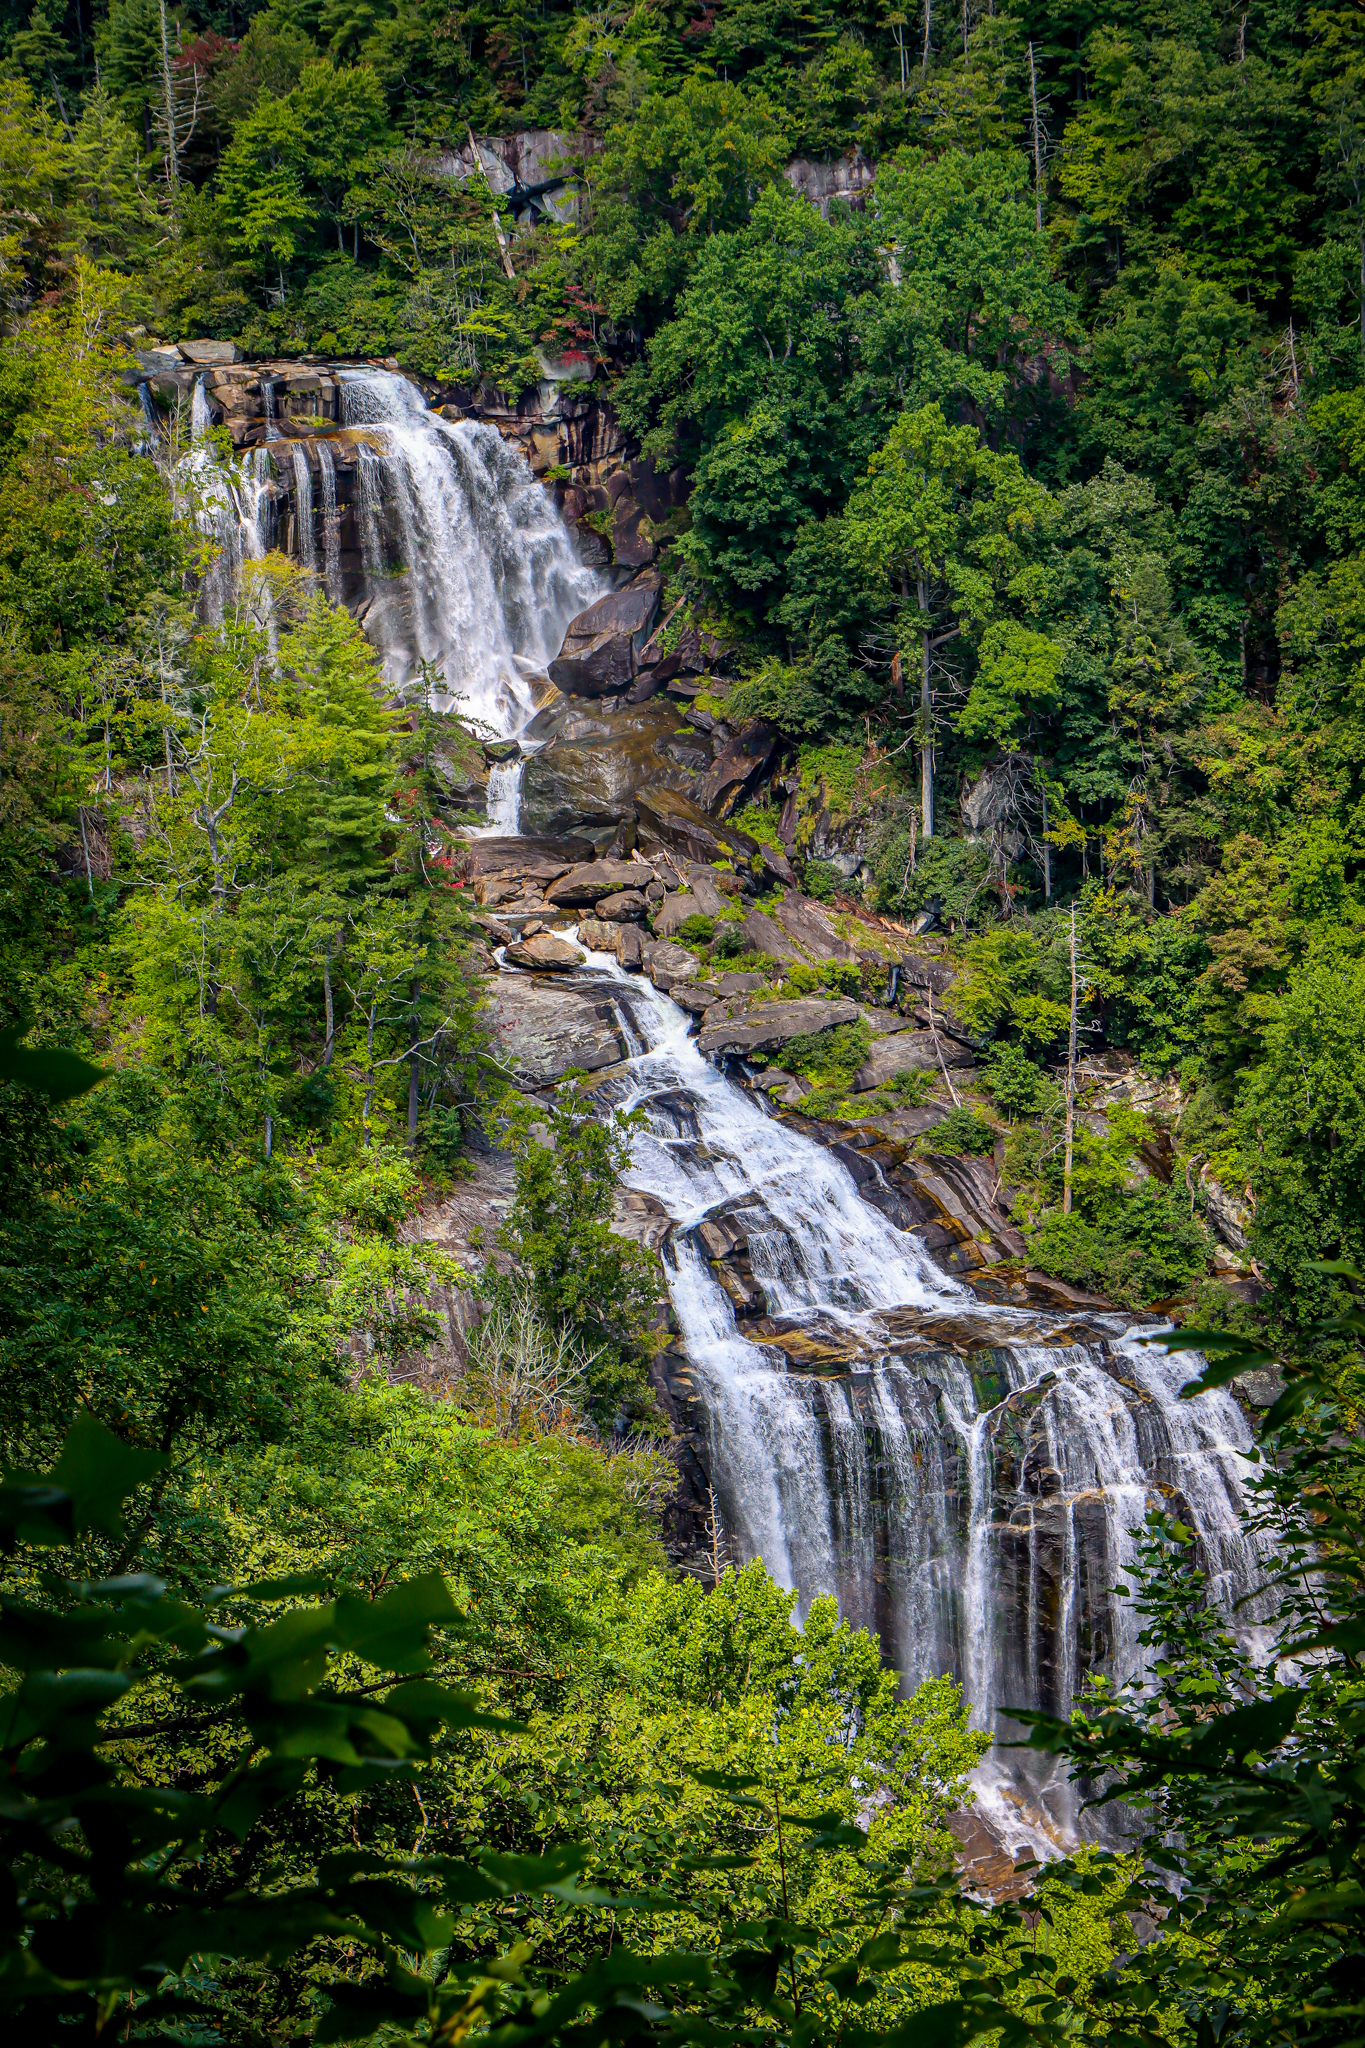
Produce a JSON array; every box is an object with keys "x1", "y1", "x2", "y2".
[
  {"x1": 739, "y1": 908, "x2": 803, "y2": 966},
  {"x1": 597, "y1": 888, "x2": 649, "y2": 921},
  {"x1": 504, "y1": 932, "x2": 585, "y2": 972},
  {"x1": 698, "y1": 995, "x2": 860, "y2": 1056},
  {"x1": 546, "y1": 858, "x2": 645, "y2": 906},
  {"x1": 484, "y1": 977, "x2": 624, "y2": 1085},
  {"x1": 853, "y1": 1031, "x2": 969, "y2": 1091},
  {"x1": 650, "y1": 941, "x2": 702, "y2": 990},
  {"x1": 548, "y1": 574, "x2": 661, "y2": 696}
]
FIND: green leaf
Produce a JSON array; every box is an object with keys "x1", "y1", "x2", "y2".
[{"x1": 0, "y1": 1025, "x2": 107, "y2": 1103}]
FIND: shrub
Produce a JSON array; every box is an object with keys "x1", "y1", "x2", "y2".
[
  {"x1": 983, "y1": 1043, "x2": 1050, "y2": 1119},
  {"x1": 1026, "y1": 1182, "x2": 1212, "y2": 1307},
  {"x1": 714, "y1": 923, "x2": 755, "y2": 962},
  {"x1": 677, "y1": 913, "x2": 716, "y2": 944},
  {"x1": 925, "y1": 1105, "x2": 996, "y2": 1155},
  {"x1": 803, "y1": 859, "x2": 842, "y2": 901}
]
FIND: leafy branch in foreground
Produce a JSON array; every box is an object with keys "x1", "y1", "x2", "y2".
[
  {"x1": 2, "y1": 1414, "x2": 1059, "y2": 2047},
  {"x1": 1010, "y1": 1279, "x2": 1365, "y2": 2048}
]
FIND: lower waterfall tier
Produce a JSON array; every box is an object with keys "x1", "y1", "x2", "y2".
[{"x1": 556, "y1": 939, "x2": 1273, "y2": 1851}]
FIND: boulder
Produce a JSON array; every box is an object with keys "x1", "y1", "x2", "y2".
[
  {"x1": 698, "y1": 996, "x2": 861, "y2": 1057},
  {"x1": 649, "y1": 941, "x2": 702, "y2": 991},
  {"x1": 852, "y1": 1031, "x2": 969, "y2": 1092},
  {"x1": 618, "y1": 925, "x2": 645, "y2": 970},
  {"x1": 577, "y1": 917, "x2": 618, "y2": 951},
  {"x1": 504, "y1": 932, "x2": 585, "y2": 972},
  {"x1": 668, "y1": 980, "x2": 724, "y2": 1016},
  {"x1": 484, "y1": 977, "x2": 624, "y2": 1085},
  {"x1": 546, "y1": 858, "x2": 644, "y2": 906},
  {"x1": 635, "y1": 787, "x2": 759, "y2": 869},
  {"x1": 548, "y1": 575, "x2": 661, "y2": 696},
  {"x1": 519, "y1": 699, "x2": 692, "y2": 837},
  {"x1": 738, "y1": 908, "x2": 803, "y2": 966},
  {"x1": 179, "y1": 338, "x2": 238, "y2": 364},
  {"x1": 597, "y1": 889, "x2": 649, "y2": 921},
  {"x1": 717, "y1": 972, "x2": 768, "y2": 997},
  {"x1": 652, "y1": 889, "x2": 720, "y2": 939},
  {"x1": 466, "y1": 834, "x2": 593, "y2": 881},
  {"x1": 773, "y1": 890, "x2": 860, "y2": 963},
  {"x1": 684, "y1": 864, "x2": 735, "y2": 915}
]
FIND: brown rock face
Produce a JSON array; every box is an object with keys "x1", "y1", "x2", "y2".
[
  {"x1": 698, "y1": 996, "x2": 861, "y2": 1056},
  {"x1": 465, "y1": 834, "x2": 593, "y2": 879},
  {"x1": 545, "y1": 858, "x2": 644, "y2": 906},
  {"x1": 548, "y1": 577, "x2": 661, "y2": 696},
  {"x1": 503, "y1": 932, "x2": 585, "y2": 972},
  {"x1": 484, "y1": 976, "x2": 624, "y2": 1084},
  {"x1": 773, "y1": 890, "x2": 860, "y2": 963},
  {"x1": 634, "y1": 787, "x2": 761, "y2": 869}
]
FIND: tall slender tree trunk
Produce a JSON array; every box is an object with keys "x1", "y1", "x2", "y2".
[
  {"x1": 1028, "y1": 43, "x2": 1045, "y2": 232},
  {"x1": 921, "y1": 0, "x2": 932, "y2": 69},
  {"x1": 363, "y1": 1001, "x2": 377, "y2": 1146},
  {"x1": 918, "y1": 578, "x2": 935, "y2": 839},
  {"x1": 1063, "y1": 904, "x2": 1078, "y2": 1215},
  {"x1": 1040, "y1": 773, "x2": 1051, "y2": 898},
  {"x1": 158, "y1": 0, "x2": 180, "y2": 187},
  {"x1": 320, "y1": 936, "x2": 336, "y2": 1068},
  {"x1": 406, "y1": 978, "x2": 421, "y2": 1148}
]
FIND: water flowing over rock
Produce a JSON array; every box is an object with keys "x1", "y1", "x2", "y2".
[
  {"x1": 565, "y1": 938, "x2": 1274, "y2": 1855},
  {"x1": 177, "y1": 365, "x2": 604, "y2": 833}
]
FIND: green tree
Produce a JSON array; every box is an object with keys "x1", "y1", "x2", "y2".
[{"x1": 843, "y1": 401, "x2": 1051, "y2": 837}]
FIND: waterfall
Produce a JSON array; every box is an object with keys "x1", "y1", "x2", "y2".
[
  {"x1": 182, "y1": 380, "x2": 274, "y2": 627},
  {"x1": 571, "y1": 939, "x2": 1274, "y2": 1853},
  {"x1": 336, "y1": 369, "x2": 601, "y2": 739},
  {"x1": 180, "y1": 364, "x2": 602, "y2": 779},
  {"x1": 290, "y1": 446, "x2": 316, "y2": 573},
  {"x1": 317, "y1": 442, "x2": 343, "y2": 602}
]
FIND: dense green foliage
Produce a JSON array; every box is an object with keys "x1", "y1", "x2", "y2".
[{"x1": 10, "y1": 4, "x2": 1365, "y2": 2043}]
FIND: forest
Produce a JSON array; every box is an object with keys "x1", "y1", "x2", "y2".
[{"x1": 5, "y1": 0, "x2": 1365, "y2": 2042}]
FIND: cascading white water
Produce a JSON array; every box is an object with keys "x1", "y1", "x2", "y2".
[
  {"x1": 567, "y1": 938, "x2": 1274, "y2": 1850},
  {"x1": 290, "y1": 446, "x2": 317, "y2": 573},
  {"x1": 336, "y1": 370, "x2": 602, "y2": 766},
  {"x1": 317, "y1": 442, "x2": 343, "y2": 603},
  {"x1": 181, "y1": 363, "x2": 603, "y2": 833},
  {"x1": 182, "y1": 379, "x2": 274, "y2": 627}
]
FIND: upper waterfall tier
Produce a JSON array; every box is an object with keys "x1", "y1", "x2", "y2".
[{"x1": 179, "y1": 365, "x2": 604, "y2": 743}]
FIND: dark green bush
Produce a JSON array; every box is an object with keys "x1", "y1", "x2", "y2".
[
  {"x1": 926, "y1": 1105, "x2": 996, "y2": 1155},
  {"x1": 677, "y1": 913, "x2": 716, "y2": 944},
  {"x1": 1026, "y1": 1182, "x2": 1212, "y2": 1307}
]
